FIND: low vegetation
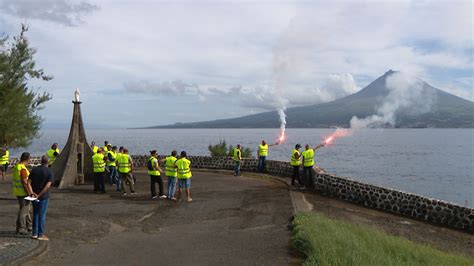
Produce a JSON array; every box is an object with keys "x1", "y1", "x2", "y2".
[
  {"x1": 292, "y1": 212, "x2": 473, "y2": 266},
  {"x1": 208, "y1": 140, "x2": 253, "y2": 158}
]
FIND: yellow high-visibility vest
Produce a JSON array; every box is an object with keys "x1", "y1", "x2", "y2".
[
  {"x1": 117, "y1": 154, "x2": 131, "y2": 173},
  {"x1": 107, "y1": 151, "x2": 117, "y2": 167},
  {"x1": 12, "y1": 163, "x2": 29, "y2": 197},
  {"x1": 47, "y1": 148, "x2": 60, "y2": 166},
  {"x1": 0, "y1": 150, "x2": 9, "y2": 165},
  {"x1": 92, "y1": 145, "x2": 98, "y2": 154},
  {"x1": 290, "y1": 149, "x2": 302, "y2": 166},
  {"x1": 147, "y1": 157, "x2": 160, "y2": 176},
  {"x1": 232, "y1": 148, "x2": 241, "y2": 161},
  {"x1": 165, "y1": 156, "x2": 177, "y2": 177},
  {"x1": 302, "y1": 149, "x2": 315, "y2": 167},
  {"x1": 92, "y1": 153, "x2": 105, "y2": 173},
  {"x1": 258, "y1": 144, "x2": 268, "y2": 157},
  {"x1": 176, "y1": 158, "x2": 192, "y2": 179}
]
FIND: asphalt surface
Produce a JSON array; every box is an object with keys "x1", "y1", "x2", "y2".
[{"x1": 0, "y1": 169, "x2": 295, "y2": 265}]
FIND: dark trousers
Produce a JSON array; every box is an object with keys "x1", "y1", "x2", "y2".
[
  {"x1": 32, "y1": 199, "x2": 49, "y2": 237},
  {"x1": 257, "y1": 156, "x2": 266, "y2": 172},
  {"x1": 291, "y1": 165, "x2": 301, "y2": 185},
  {"x1": 16, "y1": 196, "x2": 32, "y2": 233},
  {"x1": 150, "y1": 175, "x2": 164, "y2": 197},
  {"x1": 94, "y1": 172, "x2": 106, "y2": 192},
  {"x1": 303, "y1": 166, "x2": 314, "y2": 188},
  {"x1": 234, "y1": 161, "x2": 241, "y2": 176}
]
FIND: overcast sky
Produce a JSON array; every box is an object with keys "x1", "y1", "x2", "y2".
[{"x1": 0, "y1": 0, "x2": 472, "y2": 128}]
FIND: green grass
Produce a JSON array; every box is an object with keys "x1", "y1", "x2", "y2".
[{"x1": 292, "y1": 212, "x2": 473, "y2": 266}]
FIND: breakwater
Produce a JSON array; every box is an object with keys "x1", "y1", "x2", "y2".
[{"x1": 9, "y1": 156, "x2": 474, "y2": 232}]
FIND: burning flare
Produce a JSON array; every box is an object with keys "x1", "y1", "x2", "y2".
[{"x1": 323, "y1": 128, "x2": 352, "y2": 146}]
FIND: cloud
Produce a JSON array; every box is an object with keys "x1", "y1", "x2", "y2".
[
  {"x1": 124, "y1": 72, "x2": 359, "y2": 111},
  {"x1": 0, "y1": 0, "x2": 98, "y2": 26},
  {"x1": 124, "y1": 80, "x2": 199, "y2": 96},
  {"x1": 0, "y1": 1, "x2": 471, "y2": 127}
]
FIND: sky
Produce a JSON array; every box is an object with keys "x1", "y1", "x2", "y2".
[{"x1": 0, "y1": 0, "x2": 472, "y2": 128}]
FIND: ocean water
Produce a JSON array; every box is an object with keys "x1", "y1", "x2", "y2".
[{"x1": 9, "y1": 128, "x2": 474, "y2": 207}]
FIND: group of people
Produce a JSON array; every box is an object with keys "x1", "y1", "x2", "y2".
[
  {"x1": 231, "y1": 140, "x2": 325, "y2": 189},
  {"x1": 4, "y1": 138, "x2": 324, "y2": 240},
  {"x1": 90, "y1": 141, "x2": 193, "y2": 202}
]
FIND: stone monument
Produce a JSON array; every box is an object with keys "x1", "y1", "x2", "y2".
[{"x1": 50, "y1": 90, "x2": 94, "y2": 189}]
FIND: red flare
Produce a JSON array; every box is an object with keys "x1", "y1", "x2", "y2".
[{"x1": 278, "y1": 132, "x2": 285, "y2": 143}]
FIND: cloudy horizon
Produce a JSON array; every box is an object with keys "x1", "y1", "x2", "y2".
[{"x1": 0, "y1": 0, "x2": 472, "y2": 128}]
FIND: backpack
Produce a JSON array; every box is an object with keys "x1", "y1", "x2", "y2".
[{"x1": 147, "y1": 158, "x2": 154, "y2": 171}]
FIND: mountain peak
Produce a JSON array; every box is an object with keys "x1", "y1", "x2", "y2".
[{"x1": 383, "y1": 69, "x2": 397, "y2": 76}]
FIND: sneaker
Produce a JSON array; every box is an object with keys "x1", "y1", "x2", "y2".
[
  {"x1": 171, "y1": 197, "x2": 177, "y2": 201},
  {"x1": 151, "y1": 195, "x2": 158, "y2": 199},
  {"x1": 37, "y1": 235, "x2": 49, "y2": 241},
  {"x1": 17, "y1": 230, "x2": 29, "y2": 235},
  {"x1": 31, "y1": 235, "x2": 38, "y2": 239},
  {"x1": 299, "y1": 186, "x2": 307, "y2": 190},
  {"x1": 159, "y1": 195, "x2": 167, "y2": 199},
  {"x1": 130, "y1": 192, "x2": 136, "y2": 195},
  {"x1": 123, "y1": 192, "x2": 127, "y2": 196},
  {"x1": 187, "y1": 198, "x2": 193, "y2": 202}
]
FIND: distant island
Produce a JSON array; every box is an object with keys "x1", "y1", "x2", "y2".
[{"x1": 143, "y1": 70, "x2": 474, "y2": 129}]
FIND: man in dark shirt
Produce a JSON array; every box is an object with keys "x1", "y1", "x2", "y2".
[{"x1": 28, "y1": 155, "x2": 54, "y2": 241}]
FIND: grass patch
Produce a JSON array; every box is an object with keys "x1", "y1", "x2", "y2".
[{"x1": 292, "y1": 212, "x2": 473, "y2": 266}]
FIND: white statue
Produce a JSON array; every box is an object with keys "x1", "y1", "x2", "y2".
[{"x1": 74, "y1": 88, "x2": 80, "y2": 102}]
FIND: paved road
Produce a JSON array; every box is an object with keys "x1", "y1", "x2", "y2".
[{"x1": 0, "y1": 170, "x2": 295, "y2": 265}]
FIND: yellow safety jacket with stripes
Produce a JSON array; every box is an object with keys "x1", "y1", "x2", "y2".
[
  {"x1": 147, "y1": 157, "x2": 160, "y2": 176},
  {"x1": 290, "y1": 149, "x2": 302, "y2": 166},
  {"x1": 165, "y1": 156, "x2": 177, "y2": 177},
  {"x1": 92, "y1": 154, "x2": 105, "y2": 173},
  {"x1": 176, "y1": 158, "x2": 192, "y2": 179},
  {"x1": 12, "y1": 163, "x2": 29, "y2": 197}
]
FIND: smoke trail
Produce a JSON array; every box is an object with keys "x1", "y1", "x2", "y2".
[
  {"x1": 324, "y1": 72, "x2": 436, "y2": 145},
  {"x1": 277, "y1": 107, "x2": 286, "y2": 141}
]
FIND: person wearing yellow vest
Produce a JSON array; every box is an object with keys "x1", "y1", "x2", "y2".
[
  {"x1": 257, "y1": 140, "x2": 279, "y2": 172},
  {"x1": 102, "y1": 141, "x2": 110, "y2": 155},
  {"x1": 175, "y1": 151, "x2": 192, "y2": 202},
  {"x1": 161, "y1": 150, "x2": 178, "y2": 200},
  {"x1": 301, "y1": 143, "x2": 325, "y2": 188},
  {"x1": 117, "y1": 148, "x2": 135, "y2": 195},
  {"x1": 0, "y1": 146, "x2": 9, "y2": 181},
  {"x1": 232, "y1": 144, "x2": 242, "y2": 176},
  {"x1": 92, "y1": 148, "x2": 107, "y2": 193},
  {"x1": 290, "y1": 144, "x2": 302, "y2": 187},
  {"x1": 148, "y1": 150, "x2": 165, "y2": 199},
  {"x1": 46, "y1": 143, "x2": 60, "y2": 167},
  {"x1": 107, "y1": 146, "x2": 120, "y2": 191},
  {"x1": 12, "y1": 152, "x2": 34, "y2": 235},
  {"x1": 91, "y1": 141, "x2": 99, "y2": 154}
]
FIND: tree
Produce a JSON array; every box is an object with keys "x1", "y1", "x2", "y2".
[{"x1": 0, "y1": 24, "x2": 52, "y2": 148}]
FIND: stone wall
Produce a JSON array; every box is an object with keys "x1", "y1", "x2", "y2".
[{"x1": 9, "y1": 155, "x2": 473, "y2": 232}]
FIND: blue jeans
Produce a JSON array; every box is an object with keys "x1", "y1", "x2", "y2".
[
  {"x1": 109, "y1": 166, "x2": 119, "y2": 190},
  {"x1": 32, "y1": 199, "x2": 49, "y2": 237},
  {"x1": 234, "y1": 160, "x2": 241, "y2": 176},
  {"x1": 257, "y1": 156, "x2": 266, "y2": 172},
  {"x1": 167, "y1": 176, "x2": 177, "y2": 198}
]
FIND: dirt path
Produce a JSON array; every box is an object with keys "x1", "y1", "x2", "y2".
[{"x1": 0, "y1": 170, "x2": 295, "y2": 265}]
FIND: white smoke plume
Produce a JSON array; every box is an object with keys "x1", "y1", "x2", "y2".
[
  {"x1": 325, "y1": 72, "x2": 436, "y2": 145},
  {"x1": 350, "y1": 72, "x2": 436, "y2": 129}
]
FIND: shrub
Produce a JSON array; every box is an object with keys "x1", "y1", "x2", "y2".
[{"x1": 208, "y1": 140, "x2": 253, "y2": 158}]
